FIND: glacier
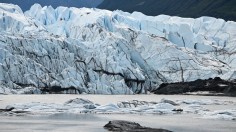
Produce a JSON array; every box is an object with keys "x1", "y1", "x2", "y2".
[{"x1": 0, "y1": 3, "x2": 236, "y2": 94}]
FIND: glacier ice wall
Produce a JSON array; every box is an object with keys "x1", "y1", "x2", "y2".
[{"x1": 0, "y1": 3, "x2": 236, "y2": 94}]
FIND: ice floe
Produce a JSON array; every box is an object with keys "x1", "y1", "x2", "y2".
[{"x1": 1, "y1": 98, "x2": 235, "y2": 121}]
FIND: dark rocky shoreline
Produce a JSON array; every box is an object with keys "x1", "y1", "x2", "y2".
[{"x1": 153, "y1": 77, "x2": 236, "y2": 97}]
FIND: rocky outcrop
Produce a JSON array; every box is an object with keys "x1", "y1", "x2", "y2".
[
  {"x1": 104, "y1": 120, "x2": 172, "y2": 132},
  {"x1": 154, "y1": 77, "x2": 236, "y2": 96}
]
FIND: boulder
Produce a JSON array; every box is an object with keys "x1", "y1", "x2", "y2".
[
  {"x1": 104, "y1": 120, "x2": 172, "y2": 132},
  {"x1": 0, "y1": 106, "x2": 14, "y2": 112}
]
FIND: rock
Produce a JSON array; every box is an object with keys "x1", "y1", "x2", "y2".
[
  {"x1": 172, "y1": 109, "x2": 183, "y2": 112},
  {"x1": 104, "y1": 120, "x2": 172, "y2": 132},
  {"x1": 154, "y1": 77, "x2": 236, "y2": 96},
  {"x1": 0, "y1": 106, "x2": 14, "y2": 112}
]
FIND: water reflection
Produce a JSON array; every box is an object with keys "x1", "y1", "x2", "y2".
[{"x1": 47, "y1": 113, "x2": 103, "y2": 120}]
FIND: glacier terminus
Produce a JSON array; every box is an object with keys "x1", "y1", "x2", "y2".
[{"x1": 0, "y1": 3, "x2": 236, "y2": 95}]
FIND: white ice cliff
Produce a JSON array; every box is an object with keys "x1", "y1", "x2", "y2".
[{"x1": 0, "y1": 3, "x2": 236, "y2": 94}]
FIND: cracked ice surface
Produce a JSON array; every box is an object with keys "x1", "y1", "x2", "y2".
[{"x1": 0, "y1": 3, "x2": 236, "y2": 94}]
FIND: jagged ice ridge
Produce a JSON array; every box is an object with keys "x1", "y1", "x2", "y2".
[{"x1": 0, "y1": 3, "x2": 236, "y2": 94}]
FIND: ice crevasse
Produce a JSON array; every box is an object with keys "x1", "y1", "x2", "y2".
[{"x1": 0, "y1": 3, "x2": 236, "y2": 94}]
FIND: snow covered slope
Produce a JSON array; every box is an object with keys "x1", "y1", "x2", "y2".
[{"x1": 0, "y1": 3, "x2": 236, "y2": 94}]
